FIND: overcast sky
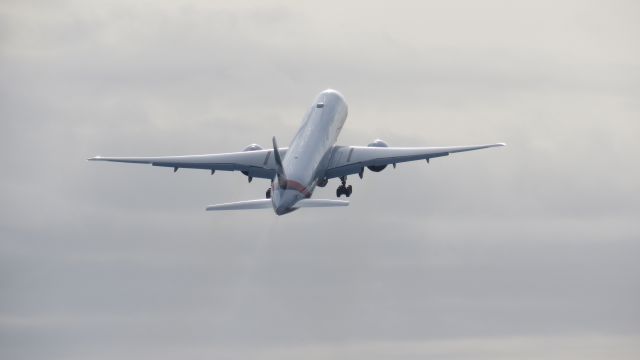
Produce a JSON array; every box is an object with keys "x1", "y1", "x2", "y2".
[{"x1": 1, "y1": 0, "x2": 639, "y2": 359}]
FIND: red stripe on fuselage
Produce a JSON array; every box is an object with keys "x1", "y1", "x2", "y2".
[{"x1": 273, "y1": 179, "x2": 312, "y2": 198}]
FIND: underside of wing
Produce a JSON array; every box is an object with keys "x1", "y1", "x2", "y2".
[
  {"x1": 88, "y1": 148, "x2": 287, "y2": 180},
  {"x1": 324, "y1": 143, "x2": 505, "y2": 179}
]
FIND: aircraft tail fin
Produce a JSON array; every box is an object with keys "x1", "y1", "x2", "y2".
[{"x1": 272, "y1": 136, "x2": 287, "y2": 186}]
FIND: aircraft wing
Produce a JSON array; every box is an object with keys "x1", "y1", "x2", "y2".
[
  {"x1": 88, "y1": 148, "x2": 287, "y2": 180},
  {"x1": 324, "y1": 143, "x2": 505, "y2": 179}
]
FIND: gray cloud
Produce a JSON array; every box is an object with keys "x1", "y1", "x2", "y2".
[{"x1": 1, "y1": 0, "x2": 639, "y2": 359}]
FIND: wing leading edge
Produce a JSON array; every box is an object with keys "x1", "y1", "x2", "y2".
[
  {"x1": 88, "y1": 148, "x2": 288, "y2": 179},
  {"x1": 324, "y1": 143, "x2": 505, "y2": 179}
]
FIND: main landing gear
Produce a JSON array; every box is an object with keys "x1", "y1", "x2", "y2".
[
  {"x1": 265, "y1": 188, "x2": 272, "y2": 199},
  {"x1": 336, "y1": 176, "x2": 353, "y2": 197}
]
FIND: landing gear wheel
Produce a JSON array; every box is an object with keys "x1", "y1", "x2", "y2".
[
  {"x1": 266, "y1": 188, "x2": 272, "y2": 199},
  {"x1": 336, "y1": 176, "x2": 353, "y2": 198}
]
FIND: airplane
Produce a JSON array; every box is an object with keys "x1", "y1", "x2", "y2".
[{"x1": 89, "y1": 89, "x2": 505, "y2": 215}]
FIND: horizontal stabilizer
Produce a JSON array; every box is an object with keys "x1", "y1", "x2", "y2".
[
  {"x1": 206, "y1": 199, "x2": 272, "y2": 211},
  {"x1": 205, "y1": 198, "x2": 349, "y2": 211},
  {"x1": 294, "y1": 199, "x2": 349, "y2": 208}
]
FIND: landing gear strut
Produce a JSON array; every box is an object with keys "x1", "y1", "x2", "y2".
[
  {"x1": 336, "y1": 176, "x2": 353, "y2": 197},
  {"x1": 266, "y1": 188, "x2": 272, "y2": 199}
]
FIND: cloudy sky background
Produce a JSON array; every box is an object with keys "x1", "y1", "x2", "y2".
[{"x1": 1, "y1": 0, "x2": 639, "y2": 358}]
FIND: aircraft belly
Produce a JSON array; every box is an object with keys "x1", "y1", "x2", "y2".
[{"x1": 285, "y1": 110, "x2": 331, "y2": 185}]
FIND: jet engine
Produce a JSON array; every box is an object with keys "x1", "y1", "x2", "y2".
[
  {"x1": 366, "y1": 139, "x2": 389, "y2": 172},
  {"x1": 242, "y1": 144, "x2": 264, "y2": 152},
  {"x1": 241, "y1": 144, "x2": 263, "y2": 181}
]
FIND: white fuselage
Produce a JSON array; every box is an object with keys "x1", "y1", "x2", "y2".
[{"x1": 271, "y1": 89, "x2": 348, "y2": 214}]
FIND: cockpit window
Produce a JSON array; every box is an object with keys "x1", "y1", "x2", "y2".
[{"x1": 316, "y1": 102, "x2": 324, "y2": 108}]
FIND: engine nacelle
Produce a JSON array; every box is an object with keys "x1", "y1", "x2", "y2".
[
  {"x1": 367, "y1": 139, "x2": 389, "y2": 172},
  {"x1": 241, "y1": 144, "x2": 263, "y2": 179},
  {"x1": 242, "y1": 144, "x2": 264, "y2": 152}
]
